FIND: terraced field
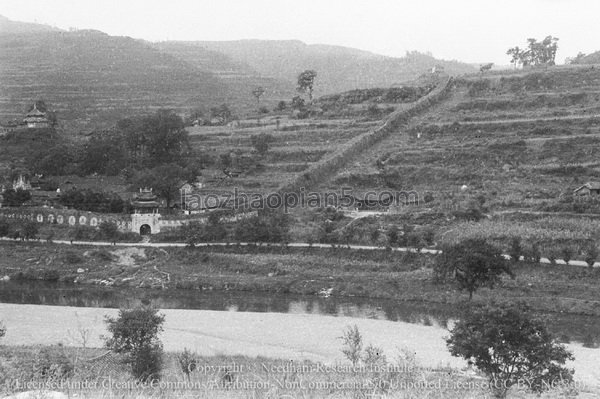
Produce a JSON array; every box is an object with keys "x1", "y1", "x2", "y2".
[{"x1": 188, "y1": 117, "x2": 380, "y2": 193}]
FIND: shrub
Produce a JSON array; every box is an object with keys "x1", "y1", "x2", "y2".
[
  {"x1": 339, "y1": 324, "x2": 363, "y2": 367},
  {"x1": 177, "y1": 348, "x2": 197, "y2": 380},
  {"x1": 0, "y1": 321, "x2": 5, "y2": 339},
  {"x1": 0, "y1": 220, "x2": 9, "y2": 237},
  {"x1": 434, "y1": 239, "x2": 513, "y2": 299},
  {"x1": 447, "y1": 302, "x2": 574, "y2": 399},
  {"x1": 561, "y1": 246, "x2": 574, "y2": 265},
  {"x1": 35, "y1": 346, "x2": 74, "y2": 381},
  {"x1": 508, "y1": 237, "x2": 522, "y2": 262},
  {"x1": 583, "y1": 242, "x2": 599, "y2": 268},
  {"x1": 525, "y1": 242, "x2": 541, "y2": 264},
  {"x1": 104, "y1": 307, "x2": 165, "y2": 381}
]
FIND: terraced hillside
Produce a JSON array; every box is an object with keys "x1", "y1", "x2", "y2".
[
  {"x1": 315, "y1": 66, "x2": 600, "y2": 255},
  {"x1": 188, "y1": 117, "x2": 381, "y2": 194},
  {"x1": 0, "y1": 29, "x2": 228, "y2": 132},
  {"x1": 153, "y1": 41, "x2": 295, "y2": 107}
]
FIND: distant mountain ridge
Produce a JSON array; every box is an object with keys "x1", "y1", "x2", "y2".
[{"x1": 174, "y1": 40, "x2": 477, "y2": 95}]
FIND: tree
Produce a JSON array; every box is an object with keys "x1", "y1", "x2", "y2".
[
  {"x1": 507, "y1": 36, "x2": 559, "y2": 67},
  {"x1": 251, "y1": 133, "x2": 274, "y2": 156},
  {"x1": 297, "y1": 70, "x2": 317, "y2": 102},
  {"x1": 22, "y1": 221, "x2": 38, "y2": 240},
  {"x1": 251, "y1": 86, "x2": 266, "y2": 112},
  {"x1": 291, "y1": 96, "x2": 306, "y2": 111},
  {"x1": 133, "y1": 163, "x2": 189, "y2": 209},
  {"x1": 2, "y1": 189, "x2": 31, "y2": 207},
  {"x1": 447, "y1": 302, "x2": 574, "y2": 398},
  {"x1": 583, "y1": 241, "x2": 598, "y2": 268},
  {"x1": 434, "y1": 239, "x2": 513, "y2": 299},
  {"x1": 0, "y1": 220, "x2": 9, "y2": 237},
  {"x1": 117, "y1": 110, "x2": 189, "y2": 166},
  {"x1": 104, "y1": 307, "x2": 165, "y2": 381},
  {"x1": 209, "y1": 104, "x2": 232, "y2": 125},
  {"x1": 480, "y1": 63, "x2": 494, "y2": 73},
  {"x1": 276, "y1": 100, "x2": 287, "y2": 111},
  {"x1": 506, "y1": 46, "x2": 523, "y2": 69}
]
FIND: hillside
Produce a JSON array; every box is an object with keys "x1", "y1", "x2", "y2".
[
  {"x1": 181, "y1": 40, "x2": 477, "y2": 95},
  {"x1": 0, "y1": 27, "x2": 232, "y2": 132},
  {"x1": 0, "y1": 14, "x2": 61, "y2": 34},
  {"x1": 152, "y1": 41, "x2": 295, "y2": 106}
]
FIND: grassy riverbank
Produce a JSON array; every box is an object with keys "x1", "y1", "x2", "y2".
[
  {"x1": 1, "y1": 241, "x2": 600, "y2": 319},
  {"x1": 0, "y1": 345, "x2": 593, "y2": 399}
]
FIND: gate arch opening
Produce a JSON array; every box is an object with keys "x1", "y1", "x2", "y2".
[{"x1": 140, "y1": 224, "x2": 152, "y2": 235}]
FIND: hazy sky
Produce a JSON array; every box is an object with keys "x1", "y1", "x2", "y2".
[{"x1": 1, "y1": 0, "x2": 598, "y2": 65}]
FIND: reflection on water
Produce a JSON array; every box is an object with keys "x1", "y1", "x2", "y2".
[{"x1": 0, "y1": 280, "x2": 598, "y2": 348}]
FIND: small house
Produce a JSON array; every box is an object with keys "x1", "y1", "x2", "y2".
[{"x1": 574, "y1": 182, "x2": 600, "y2": 196}]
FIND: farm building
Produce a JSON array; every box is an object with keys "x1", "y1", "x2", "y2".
[{"x1": 573, "y1": 182, "x2": 600, "y2": 196}]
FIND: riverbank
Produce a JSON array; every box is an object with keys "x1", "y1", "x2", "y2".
[
  {"x1": 1, "y1": 241, "x2": 600, "y2": 318},
  {"x1": 0, "y1": 303, "x2": 599, "y2": 398}
]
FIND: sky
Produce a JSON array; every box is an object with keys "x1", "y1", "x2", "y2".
[{"x1": 1, "y1": 0, "x2": 598, "y2": 65}]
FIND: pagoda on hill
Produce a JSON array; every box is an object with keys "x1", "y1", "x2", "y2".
[{"x1": 23, "y1": 103, "x2": 50, "y2": 129}]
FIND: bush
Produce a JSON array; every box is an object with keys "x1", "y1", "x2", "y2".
[
  {"x1": 447, "y1": 302, "x2": 574, "y2": 399},
  {"x1": 104, "y1": 307, "x2": 165, "y2": 381},
  {"x1": 583, "y1": 241, "x2": 599, "y2": 268},
  {"x1": 0, "y1": 321, "x2": 5, "y2": 339},
  {"x1": 35, "y1": 346, "x2": 74, "y2": 381},
  {"x1": 508, "y1": 237, "x2": 522, "y2": 262},
  {"x1": 434, "y1": 239, "x2": 513, "y2": 299},
  {"x1": 177, "y1": 348, "x2": 197, "y2": 380},
  {"x1": 525, "y1": 242, "x2": 541, "y2": 263},
  {"x1": 561, "y1": 246, "x2": 574, "y2": 265},
  {"x1": 0, "y1": 220, "x2": 9, "y2": 237}
]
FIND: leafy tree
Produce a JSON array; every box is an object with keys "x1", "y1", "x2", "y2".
[
  {"x1": 104, "y1": 307, "x2": 165, "y2": 381},
  {"x1": 99, "y1": 221, "x2": 120, "y2": 241},
  {"x1": 507, "y1": 36, "x2": 559, "y2": 67},
  {"x1": 2, "y1": 189, "x2": 31, "y2": 207},
  {"x1": 386, "y1": 225, "x2": 399, "y2": 246},
  {"x1": 133, "y1": 163, "x2": 189, "y2": 209},
  {"x1": 447, "y1": 302, "x2": 574, "y2": 398},
  {"x1": 80, "y1": 133, "x2": 128, "y2": 175},
  {"x1": 59, "y1": 189, "x2": 124, "y2": 213},
  {"x1": 22, "y1": 221, "x2": 38, "y2": 240},
  {"x1": 339, "y1": 325, "x2": 363, "y2": 367},
  {"x1": 0, "y1": 220, "x2": 10, "y2": 237},
  {"x1": 561, "y1": 246, "x2": 574, "y2": 265},
  {"x1": 480, "y1": 63, "x2": 494, "y2": 73},
  {"x1": 251, "y1": 86, "x2": 266, "y2": 110},
  {"x1": 291, "y1": 96, "x2": 306, "y2": 111},
  {"x1": 276, "y1": 100, "x2": 287, "y2": 111},
  {"x1": 250, "y1": 133, "x2": 274, "y2": 155},
  {"x1": 297, "y1": 70, "x2": 317, "y2": 102},
  {"x1": 434, "y1": 239, "x2": 513, "y2": 299},
  {"x1": 209, "y1": 104, "x2": 232, "y2": 125},
  {"x1": 583, "y1": 241, "x2": 598, "y2": 268},
  {"x1": 177, "y1": 348, "x2": 197, "y2": 381},
  {"x1": 117, "y1": 110, "x2": 189, "y2": 166},
  {"x1": 234, "y1": 210, "x2": 290, "y2": 243},
  {"x1": 508, "y1": 237, "x2": 522, "y2": 262}
]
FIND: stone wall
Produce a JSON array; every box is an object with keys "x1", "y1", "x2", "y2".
[{"x1": 0, "y1": 208, "x2": 132, "y2": 231}]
